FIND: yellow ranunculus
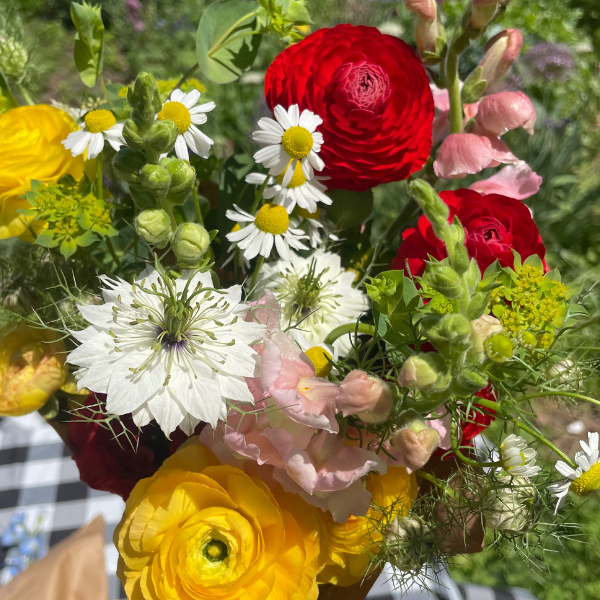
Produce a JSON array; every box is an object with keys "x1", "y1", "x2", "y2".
[
  {"x1": 0, "y1": 323, "x2": 68, "y2": 416},
  {"x1": 317, "y1": 467, "x2": 418, "y2": 587},
  {"x1": 0, "y1": 104, "x2": 85, "y2": 240},
  {"x1": 115, "y1": 440, "x2": 326, "y2": 600}
]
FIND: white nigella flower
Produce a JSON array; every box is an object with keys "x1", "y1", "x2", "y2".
[
  {"x1": 253, "y1": 249, "x2": 369, "y2": 356},
  {"x1": 499, "y1": 434, "x2": 541, "y2": 478},
  {"x1": 67, "y1": 266, "x2": 265, "y2": 436},
  {"x1": 225, "y1": 203, "x2": 308, "y2": 261},
  {"x1": 550, "y1": 431, "x2": 600, "y2": 513},
  {"x1": 252, "y1": 104, "x2": 325, "y2": 184},
  {"x1": 62, "y1": 109, "x2": 124, "y2": 159},
  {"x1": 245, "y1": 167, "x2": 331, "y2": 214},
  {"x1": 157, "y1": 89, "x2": 215, "y2": 160}
]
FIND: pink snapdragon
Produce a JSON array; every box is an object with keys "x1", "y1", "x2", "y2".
[
  {"x1": 336, "y1": 370, "x2": 394, "y2": 423},
  {"x1": 469, "y1": 161, "x2": 542, "y2": 199}
]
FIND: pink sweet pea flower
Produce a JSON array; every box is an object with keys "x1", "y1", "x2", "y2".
[
  {"x1": 475, "y1": 91, "x2": 537, "y2": 136},
  {"x1": 469, "y1": 161, "x2": 543, "y2": 199}
]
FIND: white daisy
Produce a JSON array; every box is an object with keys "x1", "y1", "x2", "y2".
[
  {"x1": 225, "y1": 203, "x2": 309, "y2": 261},
  {"x1": 67, "y1": 266, "x2": 265, "y2": 436},
  {"x1": 157, "y1": 89, "x2": 215, "y2": 160},
  {"x1": 245, "y1": 165, "x2": 331, "y2": 214},
  {"x1": 549, "y1": 431, "x2": 600, "y2": 513},
  {"x1": 62, "y1": 109, "x2": 124, "y2": 159},
  {"x1": 252, "y1": 104, "x2": 325, "y2": 185},
  {"x1": 499, "y1": 434, "x2": 541, "y2": 478},
  {"x1": 253, "y1": 249, "x2": 369, "y2": 356},
  {"x1": 295, "y1": 206, "x2": 340, "y2": 249}
]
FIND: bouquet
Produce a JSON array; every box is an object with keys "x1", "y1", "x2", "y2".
[{"x1": 1, "y1": 1, "x2": 599, "y2": 598}]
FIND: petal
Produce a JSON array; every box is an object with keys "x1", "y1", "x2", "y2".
[
  {"x1": 433, "y1": 133, "x2": 494, "y2": 179},
  {"x1": 174, "y1": 135, "x2": 189, "y2": 160},
  {"x1": 468, "y1": 161, "x2": 542, "y2": 199},
  {"x1": 274, "y1": 105, "x2": 293, "y2": 130}
]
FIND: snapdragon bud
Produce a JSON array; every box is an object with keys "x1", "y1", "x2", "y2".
[
  {"x1": 452, "y1": 368, "x2": 488, "y2": 395},
  {"x1": 423, "y1": 263, "x2": 461, "y2": 299},
  {"x1": 135, "y1": 209, "x2": 172, "y2": 248},
  {"x1": 161, "y1": 158, "x2": 196, "y2": 205},
  {"x1": 337, "y1": 370, "x2": 393, "y2": 423},
  {"x1": 408, "y1": 180, "x2": 449, "y2": 238},
  {"x1": 391, "y1": 420, "x2": 440, "y2": 471},
  {"x1": 145, "y1": 120, "x2": 179, "y2": 154},
  {"x1": 484, "y1": 333, "x2": 514, "y2": 362},
  {"x1": 112, "y1": 148, "x2": 146, "y2": 184},
  {"x1": 467, "y1": 0, "x2": 498, "y2": 34},
  {"x1": 415, "y1": 14, "x2": 445, "y2": 65},
  {"x1": 122, "y1": 119, "x2": 146, "y2": 151},
  {"x1": 384, "y1": 517, "x2": 435, "y2": 572},
  {"x1": 128, "y1": 71, "x2": 162, "y2": 126},
  {"x1": 479, "y1": 29, "x2": 523, "y2": 92},
  {"x1": 423, "y1": 313, "x2": 472, "y2": 352},
  {"x1": 138, "y1": 163, "x2": 171, "y2": 201},
  {"x1": 468, "y1": 314, "x2": 503, "y2": 362},
  {"x1": 173, "y1": 223, "x2": 210, "y2": 264},
  {"x1": 398, "y1": 354, "x2": 442, "y2": 389}
]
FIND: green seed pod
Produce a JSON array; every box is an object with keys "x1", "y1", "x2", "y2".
[
  {"x1": 122, "y1": 119, "x2": 146, "y2": 151},
  {"x1": 127, "y1": 72, "x2": 162, "y2": 127},
  {"x1": 161, "y1": 157, "x2": 196, "y2": 205},
  {"x1": 112, "y1": 148, "x2": 146, "y2": 184},
  {"x1": 172, "y1": 223, "x2": 210, "y2": 263},
  {"x1": 484, "y1": 333, "x2": 515, "y2": 363},
  {"x1": 138, "y1": 164, "x2": 171, "y2": 201},
  {"x1": 135, "y1": 209, "x2": 172, "y2": 248},
  {"x1": 423, "y1": 263, "x2": 462, "y2": 299},
  {"x1": 145, "y1": 120, "x2": 179, "y2": 154},
  {"x1": 0, "y1": 33, "x2": 29, "y2": 79}
]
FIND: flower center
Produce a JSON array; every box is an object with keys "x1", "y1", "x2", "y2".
[
  {"x1": 254, "y1": 204, "x2": 289, "y2": 235},
  {"x1": 202, "y1": 538, "x2": 228, "y2": 563},
  {"x1": 276, "y1": 160, "x2": 307, "y2": 189},
  {"x1": 296, "y1": 207, "x2": 321, "y2": 220},
  {"x1": 570, "y1": 462, "x2": 600, "y2": 495},
  {"x1": 305, "y1": 346, "x2": 333, "y2": 378},
  {"x1": 331, "y1": 61, "x2": 391, "y2": 116},
  {"x1": 281, "y1": 126, "x2": 313, "y2": 160},
  {"x1": 158, "y1": 101, "x2": 191, "y2": 134},
  {"x1": 84, "y1": 109, "x2": 116, "y2": 133}
]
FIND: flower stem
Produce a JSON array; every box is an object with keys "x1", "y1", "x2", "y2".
[
  {"x1": 324, "y1": 323, "x2": 376, "y2": 345},
  {"x1": 445, "y1": 32, "x2": 470, "y2": 135},
  {"x1": 415, "y1": 469, "x2": 459, "y2": 501},
  {"x1": 17, "y1": 83, "x2": 34, "y2": 106},
  {"x1": 174, "y1": 63, "x2": 199, "y2": 92},
  {"x1": 249, "y1": 255, "x2": 265, "y2": 293},
  {"x1": 99, "y1": 74, "x2": 115, "y2": 111},
  {"x1": 515, "y1": 390, "x2": 600, "y2": 409},
  {"x1": 96, "y1": 150, "x2": 104, "y2": 201},
  {"x1": 106, "y1": 237, "x2": 122, "y2": 270}
]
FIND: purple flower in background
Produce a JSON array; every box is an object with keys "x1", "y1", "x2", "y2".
[
  {"x1": 524, "y1": 42, "x2": 574, "y2": 82},
  {"x1": 124, "y1": 0, "x2": 145, "y2": 32}
]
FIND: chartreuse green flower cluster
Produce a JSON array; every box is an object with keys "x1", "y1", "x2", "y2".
[
  {"x1": 18, "y1": 178, "x2": 117, "y2": 259},
  {"x1": 112, "y1": 72, "x2": 213, "y2": 266}
]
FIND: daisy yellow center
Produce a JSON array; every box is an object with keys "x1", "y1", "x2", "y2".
[
  {"x1": 84, "y1": 109, "x2": 116, "y2": 133},
  {"x1": 281, "y1": 126, "x2": 313, "y2": 160},
  {"x1": 158, "y1": 101, "x2": 191, "y2": 134},
  {"x1": 296, "y1": 207, "x2": 321, "y2": 220},
  {"x1": 202, "y1": 539, "x2": 228, "y2": 563},
  {"x1": 305, "y1": 346, "x2": 332, "y2": 378},
  {"x1": 570, "y1": 462, "x2": 600, "y2": 495},
  {"x1": 276, "y1": 160, "x2": 307, "y2": 189},
  {"x1": 231, "y1": 223, "x2": 241, "y2": 232},
  {"x1": 254, "y1": 204, "x2": 289, "y2": 235}
]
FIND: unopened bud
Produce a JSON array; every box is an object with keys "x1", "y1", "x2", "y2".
[
  {"x1": 467, "y1": 2, "x2": 498, "y2": 33},
  {"x1": 135, "y1": 209, "x2": 172, "y2": 248},
  {"x1": 172, "y1": 223, "x2": 210, "y2": 264},
  {"x1": 415, "y1": 15, "x2": 445, "y2": 65},
  {"x1": 112, "y1": 148, "x2": 146, "y2": 184},
  {"x1": 337, "y1": 370, "x2": 393, "y2": 423},
  {"x1": 466, "y1": 292, "x2": 491, "y2": 320},
  {"x1": 391, "y1": 420, "x2": 440, "y2": 471},
  {"x1": 128, "y1": 71, "x2": 163, "y2": 126},
  {"x1": 517, "y1": 330, "x2": 537, "y2": 350},
  {"x1": 122, "y1": 119, "x2": 145, "y2": 151},
  {"x1": 423, "y1": 313, "x2": 472, "y2": 352},
  {"x1": 0, "y1": 34, "x2": 29, "y2": 79},
  {"x1": 423, "y1": 263, "x2": 461, "y2": 299},
  {"x1": 161, "y1": 157, "x2": 196, "y2": 205},
  {"x1": 398, "y1": 354, "x2": 442, "y2": 389},
  {"x1": 484, "y1": 333, "x2": 514, "y2": 362},
  {"x1": 479, "y1": 29, "x2": 523, "y2": 92},
  {"x1": 484, "y1": 480, "x2": 540, "y2": 533},
  {"x1": 145, "y1": 120, "x2": 179, "y2": 154},
  {"x1": 469, "y1": 314, "x2": 503, "y2": 362},
  {"x1": 452, "y1": 368, "x2": 488, "y2": 395},
  {"x1": 403, "y1": 0, "x2": 436, "y2": 20},
  {"x1": 385, "y1": 517, "x2": 435, "y2": 572},
  {"x1": 408, "y1": 179, "x2": 449, "y2": 238},
  {"x1": 547, "y1": 359, "x2": 580, "y2": 387},
  {"x1": 138, "y1": 164, "x2": 171, "y2": 201}
]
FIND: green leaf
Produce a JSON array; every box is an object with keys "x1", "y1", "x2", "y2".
[
  {"x1": 75, "y1": 230, "x2": 98, "y2": 247},
  {"x1": 326, "y1": 189, "x2": 374, "y2": 230},
  {"x1": 35, "y1": 230, "x2": 60, "y2": 248},
  {"x1": 365, "y1": 270, "x2": 405, "y2": 316},
  {"x1": 196, "y1": 0, "x2": 262, "y2": 84},
  {"x1": 60, "y1": 237, "x2": 78, "y2": 258},
  {"x1": 71, "y1": 2, "x2": 105, "y2": 88},
  {"x1": 0, "y1": 69, "x2": 18, "y2": 113},
  {"x1": 286, "y1": 0, "x2": 312, "y2": 24}
]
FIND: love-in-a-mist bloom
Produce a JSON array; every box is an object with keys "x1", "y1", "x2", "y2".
[
  {"x1": 499, "y1": 434, "x2": 541, "y2": 478},
  {"x1": 245, "y1": 167, "x2": 331, "y2": 214},
  {"x1": 157, "y1": 89, "x2": 215, "y2": 160},
  {"x1": 252, "y1": 104, "x2": 325, "y2": 183},
  {"x1": 62, "y1": 109, "x2": 125, "y2": 159},
  {"x1": 67, "y1": 266, "x2": 265, "y2": 436},
  {"x1": 225, "y1": 203, "x2": 308, "y2": 261},
  {"x1": 550, "y1": 431, "x2": 600, "y2": 513},
  {"x1": 254, "y1": 250, "x2": 369, "y2": 355}
]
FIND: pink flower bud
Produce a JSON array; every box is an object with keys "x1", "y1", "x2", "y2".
[
  {"x1": 469, "y1": 3, "x2": 497, "y2": 30},
  {"x1": 480, "y1": 29, "x2": 523, "y2": 91},
  {"x1": 337, "y1": 370, "x2": 393, "y2": 423},
  {"x1": 475, "y1": 91, "x2": 537, "y2": 136},
  {"x1": 404, "y1": 0, "x2": 436, "y2": 20},
  {"x1": 391, "y1": 421, "x2": 441, "y2": 471},
  {"x1": 415, "y1": 15, "x2": 444, "y2": 61},
  {"x1": 469, "y1": 314, "x2": 503, "y2": 362},
  {"x1": 398, "y1": 355, "x2": 439, "y2": 389}
]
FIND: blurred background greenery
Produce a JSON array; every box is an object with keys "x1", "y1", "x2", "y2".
[{"x1": 2, "y1": 0, "x2": 600, "y2": 596}]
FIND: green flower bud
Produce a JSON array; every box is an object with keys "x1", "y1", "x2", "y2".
[
  {"x1": 135, "y1": 209, "x2": 172, "y2": 248},
  {"x1": 461, "y1": 66, "x2": 487, "y2": 104},
  {"x1": 0, "y1": 33, "x2": 29, "y2": 79},
  {"x1": 408, "y1": 179, "x2": 449, "y2": 237},
  {"x1": 451, "y1": 242, "x2": 470, "y2": 275},
  {"x1": 452, "y1": 368, "x2": 488, "y2": 395},
  {"x1": 122, "y1": 119, "x2": 146, "y2": 152},
  {"x1": 423, "y1": 263, "x2": 461, "y2": 299},
  {"x1": 161, "y1": 157, "x2": 196, "y2": 205},
  {"x1": 465, "y1": 291, "x2": 491, "y2": 320},
  {"x1": 468, "y1": 314, "x2": 503, "y2": 362},
  {"x1": 398, "y1": 354, "x2": 442, "y2": 389},
  {"x1": 145, "y1": 120, "x2": 179, "y2": 154},
  {"x1": 112, "y1": 148, "x2": 146, "y2": 184},
  {"x1": 484, "y1": 333, "x2": 515, "y2": 363},
  {"x1": 138, "y1": 164, "x2": 171, "y2": 201},
  {"x1": 465, "y1": 3, "x2": 497, "y2": 36},
  {"x1": 423, "y1": 313, "x2": 472, "y2": 352},
  {"x1": 172, "y1": 223, "x2": 210, "y2": 263},
  {"x1": 464, "y1": 258, "x2": 481, "y2": 290},
  {"x1": 128, "y1": 72, "x2": 162, "y2": 126}
]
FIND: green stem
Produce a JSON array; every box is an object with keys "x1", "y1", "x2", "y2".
[
  {"x1": 193, "y1": 189, "x2": 204, "y2": 225},
  {"x1": 174, "y1": 63, "x2": 199, "y2": 92},
  {"x1": 159, "y1": 199, "x2": 178, "y2": 232},
  {"x1": 249, "y1": 255, "x2": 265, "y2": 292},
  {"x1": 414, "y1": 469, "x2": 459, "y2": 501},
  {"x1": 106, "y1": 237, "x2": 122, "y2": 270},
  {"x1": 445, "y1": 32, "x2": 470, "y2": 135},
  {"x1": 207, "y1": 11, "x2": 259, "y2": 58},
  {"x1": 450, "y1": 416, "x2": 500, "y2": 468},
  {"x1": 515, "y1": 390, "x2": 600, "y2": 408},
  {"x1": 324, "y1": 323, "x2": 376, "y2": 345},
  {"x1": 99, "y1": 74, "x2": 115, "y2": 111},
  {"x1": 17, "y1": 83, "x2": 34, "y2": 106},
  {"x1": 250, "y1": 176, "x2": 270, "y2": 214},
  {"x1": 96, "y1": 150, "x2": 104, "y2": 200}
]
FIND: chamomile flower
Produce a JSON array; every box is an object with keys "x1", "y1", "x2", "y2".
[
  {"x1": 225, "y1": 203, "x2": 309, "y2": 261},
  {"x1": 62, "y1": 109, "x2": 124, "y2": 159},
  {"x1": 67, "y1": 266, "x2": 265, "y2": 436},
  {"x1": 499, "y1": 434, "x2": 541, "y2": 478},
  {"x1": 252, "y1": 104, "x2": 325, "y2": 184},
  {"x1": 549, "y1": 431, "x2": 600, "y2": 513},
  {"x1": 295, "y1": 206, "x2": 339, "y2": 249},
  {"x1": 157, "y1": 89, "x2": 215, "y2": 160},
  {"x1": 245, "y1": 163, "x2": 331, "y2": 214}
]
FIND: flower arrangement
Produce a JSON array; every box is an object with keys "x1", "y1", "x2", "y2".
[{"x1": 1, "y1": 0, "x2": 599, "y2": 598}]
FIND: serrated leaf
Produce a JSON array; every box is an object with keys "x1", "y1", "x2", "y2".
[
  {"x1": 196, "y1": 0, "x2": 262, "y2": 84},
  {"x1": 71, "y1": 2, "x2": 105, "y2": 88}
]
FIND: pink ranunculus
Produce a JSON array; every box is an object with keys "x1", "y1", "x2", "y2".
[
  {"x1": 336, "y1": 370, "x2": 393, "y2": 423},
  {"x1": 255, "y1": 329, "x2": 340, "y2": 432},
  {"x1": 244, "y1": 289, "x2": 280, "y2": 328},
  {"x1": 469, "y1": 161, "x2": 542, "y2": 199},
  {"x1": 475, "y1": 91, "x2": 537, "y2": 136}
]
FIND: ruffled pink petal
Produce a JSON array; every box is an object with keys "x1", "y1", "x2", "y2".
[
  {"x1": 404, "y1": 0, "x2": 437, "y2": 20},
  {"x1": 485, "y1": 135, "x2": 519, "y2": 165},
  {"x1": 469, "y1": 161, "x2": 542, "y2": 199},
  {"x1": 433, "y1": 133, "x2": 494, "y2": 179},
  {"x1": 244, "y1": 289, "x2": 281, "y2": 328},
  {"x1": 476, "y1": 91, "x2": 537, "y2": 136}
]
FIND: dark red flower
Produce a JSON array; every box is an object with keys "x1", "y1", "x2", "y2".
[
  {"x1": 461, "y1": 386, "x2": 497, "y2": 444},
  {"x1": 391, "y1": 189, "x2": 546, "y2": 275},
  {"x1": 264, "y1": 24, "x2": 434, "y2": 191}
]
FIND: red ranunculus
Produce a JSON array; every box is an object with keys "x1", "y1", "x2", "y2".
[
  {"x1": 391, "y1": 188, "x2": 546, "y2": 275},
  {"x1": 461, "y1": 385, "x2": 496, "y2": 443},
  {"x1": 264, "y1": 24, "x2": 434, "y2": 191}
]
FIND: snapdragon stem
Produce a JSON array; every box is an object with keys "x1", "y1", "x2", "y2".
[{"x1": 445, "y1": 32, "x2": 471, "y2": 135}]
